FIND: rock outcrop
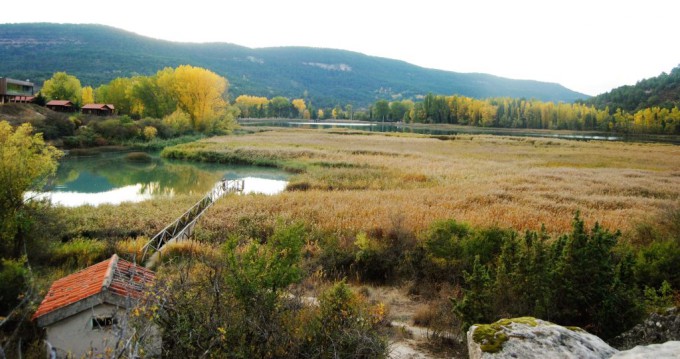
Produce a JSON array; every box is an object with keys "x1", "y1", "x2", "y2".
[
  {"x1": 467, "y1": 316, "x2": 680, "y2": 359},
  {"x1": 611, "y1": 341, "x2": 680, "y2": 358},
  {"x1": 611, "y1": 307, "x2": 680, "y2": 350},
  {"x1": 467, "y1": 317, "x2": 617, "y2": 359}
]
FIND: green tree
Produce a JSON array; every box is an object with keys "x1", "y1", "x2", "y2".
[
  {"x1": 373, "y1": 100, "x2": 390, "y2": 121},
  {"x1": 130, "y1": 75, "x2": 176, "y2": 118},
  {"x1": 455, "y1": 255, "x2": 494, "y2": 329},
  {"x1": 345, "y1": 104, "x2": 353, "y2": 120},
  {"x1": 0, "y1": 122, "x2": 62, "y2": 258},
  {"x1": 41, "y1": 72, "x2": 82, "y2": 104},
  {"x1": 95, "y1": 77, "x2": 135, "y2": 115},
  {"x1": 269, "y1": 96, "x2": 292, "y2": 118}
]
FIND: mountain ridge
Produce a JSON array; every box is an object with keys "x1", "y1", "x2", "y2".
[{"x1": 0, "y1": 23, "x2": 588, "y2": 107}]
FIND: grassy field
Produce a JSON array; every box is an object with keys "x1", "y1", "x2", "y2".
[{"x1": 165, "y1": 127, "x2": 680, "y2": 237}]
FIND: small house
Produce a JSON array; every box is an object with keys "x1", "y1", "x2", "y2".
[
  {"x1": 81, "y1": 103, "x2": 115, "y2": 116},
  {"x1": 46, "y1": 100, "x2": 76, "y2": 112},
  {"x1": 0, "y1": 77, "x2": 34, "y2": 103},
  {"x1": 33, "y1": 254, "x2": 160, "y2": 358}
]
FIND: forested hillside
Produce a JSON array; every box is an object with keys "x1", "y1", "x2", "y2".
[
  {"x1": 587, "y1": 66, "x2": 680, "y2": 111},
  {"x1": 0, "y1": 23, "x2": 587, "y2": 107}
]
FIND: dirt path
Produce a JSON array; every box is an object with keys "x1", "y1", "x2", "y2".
[
  {"x1": 389, "y1": 321, "x2": 438, "y2": 359},
  {"x1": 365, "y1": 286, "x2": 465, "y2": 359}
]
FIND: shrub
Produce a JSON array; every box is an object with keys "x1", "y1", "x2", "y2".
[
  {"x1": 162, "y1": 109, "x2": 192, "y2": 136},
  {"x1": 51, "y1": 238, "x2": 110, "y2": 268},
  {"x1": 143, "y1": 126, "x2": 158, "y2": 140},
  {"x1": 644, "y1": 281, "x2": 675, "y2": 313},
  {"x1": 635, "y1": 239, "x2": 680, "y2": 289},
  {"x1": 114, "y1": 236, "x2": 149, "y2": 263},
  {"x1": 299, "y1": 281, "x2": 388, "y2": 358},
  {"x1": 0, "y1": 257, "x2": 27, "y2": 315}
]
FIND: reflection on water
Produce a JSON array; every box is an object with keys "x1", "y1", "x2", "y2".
[
  {"x1": 29, "y1": 184, "x2": 155, "y2": 207},
  {"x1": 288, "y1": 122, "x2": 373, "y2": 127},
  {"x1": 239, "y1": 177, "x2": 288, "y2": 195},
  {"x1": 31, "y1": 151, "x2": 289, "y2": 207}
]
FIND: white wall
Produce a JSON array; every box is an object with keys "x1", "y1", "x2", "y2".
[{"x1": 45, "y1": 303, "x2": 137, "y2": 358}]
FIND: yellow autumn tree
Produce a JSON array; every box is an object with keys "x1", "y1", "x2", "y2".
[
  {"x1": 157, "y1": 65, "x2": 230, "y2": 132},
  {"x1": 235, "y1": 95, "x2": 269, "y2": 118},
  {"x1": 81, "y1": 86, "x2": 95, "y2": 105},
  {"x1": 292, "y1": 99, "x2": 306, "y2": 118}
]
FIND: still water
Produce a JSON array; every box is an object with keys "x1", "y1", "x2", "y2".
[
  {"x1": 280, "y1": 121, "x2": 623, "y2": 140},
  {"x1": 247, "y1": 121, "x2": 679, "y2": 144},
  {"x1": 30, "y1": 151, "x2": 289, "y2": 207}
]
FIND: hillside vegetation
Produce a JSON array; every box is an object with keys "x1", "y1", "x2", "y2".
[
  {"x1": 0, "y1": 23, "x2": 587, "y2": 107},
  {"x1": 587, "y1": 65, "x2": 680, "y2": 111}
]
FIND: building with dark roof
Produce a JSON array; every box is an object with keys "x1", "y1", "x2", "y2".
[
  {"x1": 81, "y1": 103, "x2": 115, "y2": 116},
  {"x1": 0, "y1": 77, "x2": 34, "y2": 103},
  {"x1": 45, "y1": 100, "x2": 76, "y2": 112},
  {"x1": 33, "y1": 254, "x2": 159, "y2": 357}
]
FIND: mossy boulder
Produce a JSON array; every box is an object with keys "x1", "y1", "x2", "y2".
[
  {"x1": 471, "y1": 317, "x2": 538, "y2": 353},
  {"x1": 467, "y1": 317, "x2": 617, "y2": 359}
]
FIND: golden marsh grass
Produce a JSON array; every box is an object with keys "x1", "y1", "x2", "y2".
[{"x1": 197, "y1": 128, "x2": 680, "y2": 236}]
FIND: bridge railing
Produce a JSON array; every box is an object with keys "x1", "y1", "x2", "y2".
[{"x1": 140, "y1": 179, "x2": 244, "y2": 264}]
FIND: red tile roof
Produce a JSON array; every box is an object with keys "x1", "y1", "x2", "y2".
[
  {"x1": 10, "y1": 96, "x2": 35, "y2": 102},
  {"x1": 81, "y1": 103, "x2": 114, "y2": 110},
  {"x1": 46, "y1": 100, "x2": 73, "y2": 106},
  {"x1": 33, "y1": 254, "x2": 155, "y2": 321}
]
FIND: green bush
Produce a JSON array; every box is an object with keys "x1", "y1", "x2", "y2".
[
  {"x1": 644, "y1": 281, "x2": 675, "y2": 313},
  {"x1": 299, "y1": 281, "x2": 388, "y2": 358},
  {"x1": 452, "y1": 213, "x2": 643, "y2": 338},
  {"x1": 51, "y1": 238, "x2": 110, "y2": 268},
  {"x1": 0, "y1": 257, "x2": 27, "y2": 315},
  {"x1": 635, "y1": 239, "x2": 680, "y2": 289}
]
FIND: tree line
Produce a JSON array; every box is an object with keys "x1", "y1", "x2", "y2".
[
  {"x1": 35, "y1": 69, "x2": 680, "y2": 135},
  {"x1": 234, "y1": 95, "x2": 356, "y2": 121},
  {"x1": 370, "y1": 94, "x2": 680, "y2": 135}
]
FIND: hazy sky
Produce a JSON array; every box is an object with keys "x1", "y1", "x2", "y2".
[{"x1": 2, "y1": 0, "x2": 679, "y2": 96}]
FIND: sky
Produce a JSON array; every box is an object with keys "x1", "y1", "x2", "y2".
[{"x1": 2, "y1": 0, "x2": 679, "y2": 96}]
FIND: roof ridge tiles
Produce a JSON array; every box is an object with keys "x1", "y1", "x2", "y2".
[{"x1": 102, "y1": 254, "x2": 119, "y2": 290}]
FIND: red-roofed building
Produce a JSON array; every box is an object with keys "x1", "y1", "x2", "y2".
[
  {"x1": 81, "y1": 103, "x2": 115, "y2": 116},
  {"x1": 9, "y1": 95, "x2": 35, "y2": 103},
  {"x1": 33, "y1": 254, "x2": 160, "y2": 357},
  {"x1": 46, "y1": 100, "x2": 76, "y2": 112}
]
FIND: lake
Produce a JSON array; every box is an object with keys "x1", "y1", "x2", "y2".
[{"x1": 30, "y1": 150, "x2": 289, "y2": 207}]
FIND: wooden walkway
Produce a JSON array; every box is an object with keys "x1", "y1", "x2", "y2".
[{"x1": 141, "y1": 179, "x2": 244, "y2": 267}]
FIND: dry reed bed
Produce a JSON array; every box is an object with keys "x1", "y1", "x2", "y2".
[{"x1": 199, "y1": 128, "x2": 680, "y2": 235}]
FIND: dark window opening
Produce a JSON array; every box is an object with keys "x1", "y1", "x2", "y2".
[{"x1": 92, "y1": 316, "x2": 118, "y2": 329}]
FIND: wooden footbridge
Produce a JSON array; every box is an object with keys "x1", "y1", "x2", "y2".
[{"x1": 141, "y1": 179, "x2": 244, "y2": 267}]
